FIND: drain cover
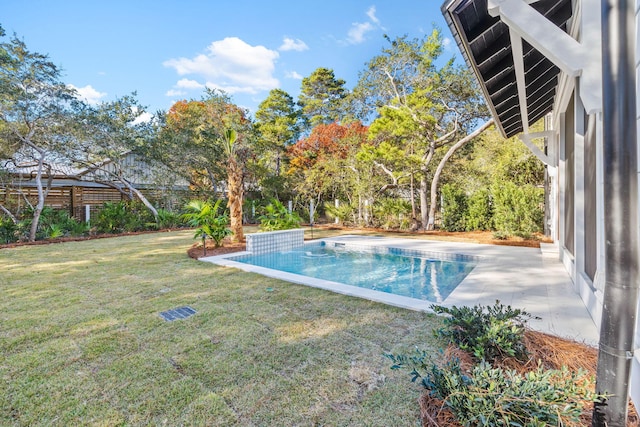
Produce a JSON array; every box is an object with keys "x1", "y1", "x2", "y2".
[{"x1": 160, "y1": 306, "x2": 196, "y2": 322}]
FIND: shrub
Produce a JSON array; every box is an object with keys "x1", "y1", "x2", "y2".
[
  {"x1": 152, "y1": 208, "x2": 182, "y2": 230},
  {"x1": 465, "y1": 187, "x2": 493, "y2": 231},
  {"x1": 0, "y1": 216, "x2": 19, "y2": 243},
  {"x1": 440, "y1": 184, "x2": 467, "y2": 232},
  {"x1": 372, "y1": 198, "x2": 412, "y2": 230},
  {"x1": 182, "y1": 199, "x2": 231, "y2": 254},
  {"x1": 491, "y1": 181, "x2": 544, "y2": 238},
  {"x1": 258, "y1": 199, "x2": 301, "y2": 231},
  {"x1": 21, "y1": 206, "x2": 90, "y2": 240},
  {"x1": 94, "y1": 201, "x2": 155, "y2": 234},
  {"x1": 386, "y1": 353, "x2": 603, "y2": 426},
  {"x1": 386, "y1": 300, "x2": 604, "y2": 426},
  {"x1": 324, "y1": 201, "x2": 358, "y2": 226},
  {"x1": 431, "y1": 301, "x2": 535, "y2": 363}
]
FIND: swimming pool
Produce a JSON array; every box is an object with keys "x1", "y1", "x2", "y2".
[{"x1": 224, "y1": 241, "x2": 478, "y2": 303}]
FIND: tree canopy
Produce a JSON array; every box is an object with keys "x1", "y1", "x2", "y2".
[{"x1": 0, "y1": 22, "x2": 544, "y2": 240}]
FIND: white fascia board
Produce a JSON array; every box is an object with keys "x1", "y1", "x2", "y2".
[{"x1": 488, "y1": 0, "x2": 602, "y2": 114}]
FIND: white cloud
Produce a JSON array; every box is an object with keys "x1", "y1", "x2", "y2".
[
  {"x1": 165, "y1": 89, "x2": 186, "y2": 97},
  {"x1": 163, "y1": 37, "x2": 279, "y2": 95},
  {"x1": 204, "y1": 81, "x2": 257, "y2": 95},
  {"x1": 347, "y1": 22, "x2": 374, "y2": 44},
  {"x1": 366, "y1": 6, "x2": 380, "y2": 24},
  {"x1": 176, "y1": 78, "x2": 205, "y2": 89},
  {"x1": 279, "y1": 37, "x2": 309, "y2": 52},
  {"x1": 443, "y1": 37, "x2": 453, "y2": 50},
  {"x1": 132, "y1": 111, "x2": 153, "y2": 125},
  {"x1": 68, "y1": 84, "x2": 107, "y2": 105},
  {"x1": 345, "y1": 6, "x2": 384, "y2": 45},
  {"x1": 285, "y1": 71, "x2": 303, "y2": 80}
]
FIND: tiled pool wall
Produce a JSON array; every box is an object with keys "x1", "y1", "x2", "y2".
[
  {"x1": 245, "y1": 229, "x2": 305, "y2": 254},
  {"x1": 322, "y1": 240, "x2": 480, "y2": 263}
]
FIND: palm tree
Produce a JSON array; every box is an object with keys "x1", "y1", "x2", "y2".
[{"x1": 222, "y1": 128, "x2": 244, "y2": 242}]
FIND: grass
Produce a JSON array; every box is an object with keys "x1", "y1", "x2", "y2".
[{"x1": 1, "y1": 230, "x2": 441, "y2": 426}]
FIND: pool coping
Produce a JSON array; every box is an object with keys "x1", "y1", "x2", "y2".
[{"x1": 200, "y1": 235, "x2": 599, "y2": 344}]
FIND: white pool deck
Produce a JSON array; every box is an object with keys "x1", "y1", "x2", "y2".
[{"x1": 201, "y1": 235, "x2": 599, "y2": 346}]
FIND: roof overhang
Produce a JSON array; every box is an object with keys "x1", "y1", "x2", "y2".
[{"x1": 442, "y1": 0, "x2": 574, "y2": 138}]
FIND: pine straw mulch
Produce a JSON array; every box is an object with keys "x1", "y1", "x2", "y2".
[
  {"x1": 420, "y1": 330, "x2": 639, "y2": 427},
  {"x1": 186, "y1": 239, "x2": 246, "y2": 259},
  {"x1": 315, "y1": 225, "x2": 550, "y2": 249}
]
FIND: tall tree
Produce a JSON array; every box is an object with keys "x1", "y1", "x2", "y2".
[
  {"x1": 298, "y1": 68, "x2": 348, "y2": 128},
  {"x1": 254, "y1": 88, "x2": 301, "y2": 176},
  {"x1": 0, "y1": 29, "x2": 82, "y2": 241},
  {"x1": 287, "y1": 121, "x2": 370, "y2": 209},
  {"x1": 155, "y1": 89, "x2": 252, "y2": 197},
  {"x1": 66, "y1": 94, "x2": 160, "y2": 218},
  {"x1": 155, "y1": 89, "x2": 252, "y2": 240},
  {"x1": 356, "y1": 30, "x2": 488, "y2": 229}
]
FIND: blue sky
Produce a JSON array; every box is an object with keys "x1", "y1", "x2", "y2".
[{"x1": 3, "y1": 1, "x2": 459, "y2": 118}]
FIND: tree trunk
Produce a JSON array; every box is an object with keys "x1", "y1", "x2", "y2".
[
  {"x1": 419, "y1": 174, "x2": 428, "y2": 231},
  {"x1": 28, "y1": 151, "x2": 47, "y2": 242},
  {"x1": 99, "y1": 178, "x2": 159, "y2": 219},
  {"x1": 227, "y1": 159, "x2": 244, "y2": 242},
  {"x1": 410, "y1": 172, "x2": 416, "y2": 219},
  {"x1": 426, "y1": 120, "x2": 494, "y2": 230},
  {"x1": 0, "y1": 204, "x2": 17, "y2": 223},
  {"x1": 121, "y1": 178, "x2": 158, "y2": 218}
]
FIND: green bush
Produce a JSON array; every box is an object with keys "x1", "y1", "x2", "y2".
[
  {"x1": 431, "y1": 301, "x2": 535, "y2": 363},
  {"x1": 151, "y1": 208, "x2": 183, "y2": 230},
  {"x1": 386, "y1": 300, "x2": 604, "y2": 426},
  {"x1": 491, "y1": 181, "x2": 544, "y2": 238},
  {"x1": 182, "y1": 199, "x2": 231, "y2": 253},
  {"x1": 20, "y1": 206, "x2": 90, "y2": 240},
  {"x1": 94, "y1": 201, "x2": 155, "y2": 234},
  {"x1": 441, "y1": 184, "x2": 467, "y2": 232},
  {"x1": 258, "y1": 199, "x2": 301, "y2": 231},
  {"x1": 0, "y1": 216, "x2": 19, "y2": 243},
  {"x1": 386, "y1": 353, "x2": 602, "y2": 426},
  {"x1": 372, "y1": 198, "x2": 412, "y2": 230},
  {"x1": 465, "y1": 187, "x2": 492, "y2": 231},
  {"x1": 324, "y1": 201, "x2": 358, "y2": 226}
]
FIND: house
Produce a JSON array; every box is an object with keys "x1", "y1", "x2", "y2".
[
  {"x1": 1, "y1": 153, "x2": 190, "y2": 221},
  {"x1": 442, "y1": 0, "x2": 640, "y2": 411}
]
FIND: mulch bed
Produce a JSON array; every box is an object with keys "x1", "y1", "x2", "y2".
[
  {"x1": 314, "y1": 225, "x2": 550, "y2": 248},
  {"x1": 186, "y1": 240, "x2": 246, "y2": 259},
  {"x1": 420, "y1": 330, "x2": 639, "y2": 426}
]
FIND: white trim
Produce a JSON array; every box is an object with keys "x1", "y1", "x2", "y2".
[
  {"x1": 519, "y1": 133, "x2": 555, "y2": 166},
  {"x1": 510, "y1": 29, "x2": 530, "y2": 133},
  {"x1": 573, "y1": 89, "x2": 586, "y2": 279},
  {"x1": 487, "y1": 0, "x2": 602, "y2": 114}
]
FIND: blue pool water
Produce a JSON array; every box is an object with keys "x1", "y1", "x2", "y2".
[{"x1": 228, "y1": 243, "x2": 477, "y2": 302}]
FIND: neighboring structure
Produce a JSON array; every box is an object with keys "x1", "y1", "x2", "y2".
[
  {"x1": 442, "y1": 0, "x2": 639, "y2": 406},
  {"x1": 0, "y1": 153, "x2": 190, "y2": 221}
]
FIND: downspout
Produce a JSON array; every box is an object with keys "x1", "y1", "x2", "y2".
[{"x1": 593, "y1": 0, "x2": 640, "y2": 424}]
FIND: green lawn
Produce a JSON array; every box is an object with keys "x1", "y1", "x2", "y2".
[{"x1": 1, "y1": 230, "x2": 440, "y2": 426}]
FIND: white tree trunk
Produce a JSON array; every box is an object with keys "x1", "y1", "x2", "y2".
[
  {"x1": 426, "y1": 120, "x2": 494, "y2": 230},
  {"x1": 28, "y1": 151, "x2": 47, "y2": 242},
  {"x1": 419, "y1": 175, "x2": 428, "y2": 230}
]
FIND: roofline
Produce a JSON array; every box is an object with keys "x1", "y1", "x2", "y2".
[{"x1": 441, "y1": 0, "x2": 511, "y2": 138}]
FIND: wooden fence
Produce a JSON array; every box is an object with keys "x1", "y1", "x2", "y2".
[{"x1": 0, "y1": 186, "x2": 125, "y2": 222}]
